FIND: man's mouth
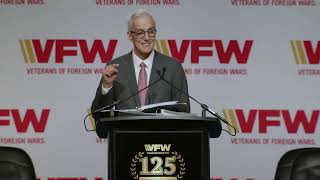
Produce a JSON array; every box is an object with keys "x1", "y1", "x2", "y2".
[{"x1": 141, "y1": 43, "x2": 151, "y2": 47}]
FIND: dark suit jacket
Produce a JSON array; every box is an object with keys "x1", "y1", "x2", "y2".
[{"x1": 91, "y1": 50, "x2": 190, "y2": 116}]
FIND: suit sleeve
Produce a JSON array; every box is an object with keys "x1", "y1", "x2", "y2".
[
  {"x1": 91, "y1": 67, "x2": 117, "y2": 121},
  {"x1": 171, "y1": 62, "x2": 190, "y2": 113}
]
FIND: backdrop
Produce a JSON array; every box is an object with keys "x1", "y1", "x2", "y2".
[{"x1": 0, "y1": 0, "x2": 319, "y2": 180}]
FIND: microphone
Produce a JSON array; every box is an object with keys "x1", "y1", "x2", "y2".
[
  {"x1": 156, "y1": 68, "x2": 236, "y2": 136},
  {"x1": 84, "y1": 69, "x2": 165, "y2": 131}
]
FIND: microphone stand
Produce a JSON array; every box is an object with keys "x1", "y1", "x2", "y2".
[
  {"x1": 84, "y1": 75, "x2": 163, "y2": 131},
  {"x1": 157, "y1": 69, "x2": 236, "y2": 136}
]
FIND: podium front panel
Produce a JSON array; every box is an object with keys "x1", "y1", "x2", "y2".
[{"x1": 109, "y1": 130, "x2": 210, "y2": 180}]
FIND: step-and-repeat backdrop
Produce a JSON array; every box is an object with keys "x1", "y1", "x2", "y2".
[{"x1": 1, "y1": 0, "x2": 319, "y2": 180}]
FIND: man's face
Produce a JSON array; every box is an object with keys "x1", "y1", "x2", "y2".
[{"x1": 128, "y1": 15, "x2": 156, "y2": 59}]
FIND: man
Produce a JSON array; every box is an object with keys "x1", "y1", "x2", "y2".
[{"x1": 91, "y1": 9, "x2": 190, "y2": 114}]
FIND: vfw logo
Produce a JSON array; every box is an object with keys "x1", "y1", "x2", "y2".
[
  {"x1": 0, "y1": 109, "x2": 49, "y2": 133},
  {"x1": 19, "y1": 39, "x2": 117, "y2": 64},
  {"x1": 222, "y1": 109, "x2": 319, "y2": 134},
  {"x1": 155, "y1": 39, "x2": 253, "y2": 64},
  {"x1": 290, "y1": 40, "x2": 320, "y2": 64},
  {"x1": 131, "y1": 144, "x2": 186, "y2": 180}
]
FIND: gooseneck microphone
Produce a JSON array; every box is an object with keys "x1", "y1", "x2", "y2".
[
  {"x1": 156, "y1": 67, "x2": 236, "y2": 136},
  {"x1": 84, "y1": 69, "x2": 166, "y2": 131}
]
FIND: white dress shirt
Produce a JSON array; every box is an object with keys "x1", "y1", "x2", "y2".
[{"x1": 101, "y1": 50, "x2": 155, "y2": 95}]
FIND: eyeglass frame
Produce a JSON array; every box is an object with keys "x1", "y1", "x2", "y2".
[{"x1": 129, "y1": 28, "x2": 157, "y2": 39}]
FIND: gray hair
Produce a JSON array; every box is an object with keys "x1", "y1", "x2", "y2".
[{"x1": 127, "y1": 9, "x2": 156, "y2": 32}]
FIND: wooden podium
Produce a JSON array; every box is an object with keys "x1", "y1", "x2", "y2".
[{"x1": 95, "y1": 110, "x2": 222, "y2": 180}]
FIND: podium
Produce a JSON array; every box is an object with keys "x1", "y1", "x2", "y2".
[{"x1": 96, "y1": 110, "x2": 222, "y2": 180}]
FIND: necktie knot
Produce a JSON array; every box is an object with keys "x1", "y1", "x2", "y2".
[{"x1": 140, "y1": 62, "x2": 147, "y2": 68}]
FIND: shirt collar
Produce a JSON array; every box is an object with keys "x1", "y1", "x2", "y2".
[{"x1": 132, "y1": 49, "x2": 154, "y2": 69}]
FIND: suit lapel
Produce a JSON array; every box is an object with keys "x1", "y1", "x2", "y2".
[
  {"x1": 123, "y1": 51, "x2": 140, "y2": 106},
  {"x1": 147, "y1": 51, "x2": 165, "y2": 104}
]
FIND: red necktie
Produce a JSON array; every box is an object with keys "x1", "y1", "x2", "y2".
[{"x1": 138, "y1": 62, "x2": 147, "y2": 106}]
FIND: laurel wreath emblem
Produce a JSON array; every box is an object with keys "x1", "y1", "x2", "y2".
[
  {"x1": 131, "y1": 152, "x2": 145, "y2": 179},
  {"x1": 171, "y1": 151, "x2": 186, "y2": 179},
  {"x1": 130, "y1": 151, "x2": 186, "y2": 179}
]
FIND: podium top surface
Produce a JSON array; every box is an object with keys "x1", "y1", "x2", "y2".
[{"x1": 101, "y1": 113, "x2": 219, "y2": 121}]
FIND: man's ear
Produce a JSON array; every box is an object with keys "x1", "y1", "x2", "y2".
[{"x1": 127, "y1": 32, "x2": 133, "y2": 42}]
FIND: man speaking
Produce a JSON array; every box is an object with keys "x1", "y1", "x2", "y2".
[{"x1": 91, "y1": 9, "x2": 190, "y2": 114}]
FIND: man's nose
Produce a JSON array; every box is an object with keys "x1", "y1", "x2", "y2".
[{"x1": 143, "y1": 32, "x2": 150, "y2": 40}]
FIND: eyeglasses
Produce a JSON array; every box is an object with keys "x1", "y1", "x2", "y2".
[{"x1": 130, "y1": 29, "x2": 157, "y2": 39}]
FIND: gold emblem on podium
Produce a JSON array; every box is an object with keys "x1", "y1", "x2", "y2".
[{"x1": 130, "y1": 144, "x2": 186, "y2": 180}]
